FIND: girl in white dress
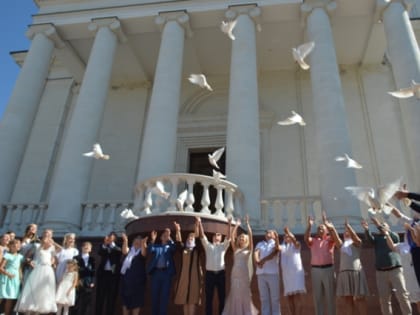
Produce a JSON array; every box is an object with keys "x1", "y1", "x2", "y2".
[
  {"x1": 279, "y1": 227, "x2": 306, "y2": 315},
  {"x1": 55, "y1": 233, "x2": 79, "y2": 283},
  {"x1": 56, "y1": 259, "x2": 79, "y2": 315},
  {"x1": 15, "y1": 235, "x2": 57, "y2": 314}
]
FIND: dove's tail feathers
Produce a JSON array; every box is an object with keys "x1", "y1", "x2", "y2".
[
  {"x1": 83, "y1": 152, "x2": 94, "y2": 157},
  {"x1": 299, "y1": 61, "x2": 310, "y2": 70},
  {"x1": 102, "y1": 155, "x2": 110, "y2": 160},
  {"x1": 299, "y1": 121, "x2": 306, "y2": 126},
  {"x1": 163, "y1": 192, "x2": 170, "y2": 199},
  {"x1": 230, "y1": 34, "x2": 236, "y2": 41},
  {"x1": 335, "y1": 156, "x2": 345, "y2": 161}
]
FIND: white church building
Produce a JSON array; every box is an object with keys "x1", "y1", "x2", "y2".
[{"x1": 0, "y1": 0, "x2": 419, "y2": 237}]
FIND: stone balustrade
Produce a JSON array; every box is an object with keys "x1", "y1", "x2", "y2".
[
  {"x1": 260, "y1": 196, "x2": 322, "y2": 233},
  {"x1": 133, "y1": 173, "x2": 243, "y2": 219},
  {"x1": 1, "y1": 203, "x2": 48, "y2": 235},
  {"x1": 0, "y1": 173, "x2": 414, "y2": 236}
]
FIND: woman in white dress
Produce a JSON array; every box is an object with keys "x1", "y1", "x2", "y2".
[
  {"x1": 15, "y1": 233, "x2": 58, "y2": 314},
  {"x1": 55, "y1": 233, "x2": 78, "y2": 283},
  {"x1": 222, "y1": 216, "x2": 258, "y2": 315},
  {"x1": 279, "y1": 227, "x2": 306, "y2": 315}
]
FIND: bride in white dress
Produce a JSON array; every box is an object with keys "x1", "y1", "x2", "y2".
[{"x1": 15, "y1": 233, "x2": 57, "y2": 314}]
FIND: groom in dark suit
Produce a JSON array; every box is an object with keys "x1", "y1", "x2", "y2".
[
  {"x1": 95, "y1": 232, "x2": 122, "y2": 315},
  {"x1": 71, "y1": 241, "x2": 96, "y2": 315}
]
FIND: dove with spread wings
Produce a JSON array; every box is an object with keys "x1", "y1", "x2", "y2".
[
  {"x1": 345, "y1": 178, "x2": 402, "y2": 215},
  {"x1": 388, "y1": 80, "x2": 420, "y2": 99},
  {"x1": 83, "y1": 143, "x2": 110, "y2": 160},
  {"x1": 292, "y1": 41, "x2": 315, "y2": 70},
  {"x1": 120, "y1": 208, "x2": 139, "y2": 220},
  {"x1": 220, "y1": 20, "x2": 237, "y2": 40},
  {"x1": 208, "y1": 147, "x2": 225, "y2": 170}
]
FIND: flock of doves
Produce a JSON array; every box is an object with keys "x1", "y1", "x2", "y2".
[{"x1": 82, "y1": 18, "x2": 417, "y2": 221}]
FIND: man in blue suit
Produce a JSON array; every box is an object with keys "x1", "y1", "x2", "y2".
[{"x1": 147, "y1": 226, "x2": 177, "y2": 315}]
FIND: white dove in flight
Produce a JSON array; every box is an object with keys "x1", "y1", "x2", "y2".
[
  {"x1": 277, "y1": 111, "x2": 306, "y2": 126},
  {"x1": 83, "y1": 143, "x2": 110, "y2": 160},
  {"x1": 220, "y1": 20, "x2": 237, "y2": 40},
  {"x1": 213, "y1": 169, "x2": 226, "y2": 182},
  {"x1": 151, "y1": 181, "x2": 170, "y2": 199},
  {"x1": 120, "y1": 208, "x2": 138, "y2": 220},
  {"x1": 208, "y1": 147, "x2": 225, "y2": 169},
  {"x1": 345, "y1": 178, "x2": 402, "y2": 213},
  {"x1": 335, "y1": 153, "x2": 363, "y2": 169},
  {"x1": 292, "y1": 41, "x2": 315, "y2": 70},
  {"x1": 188, "y1": 74, "x2": 213, "y2": 91},
  {"x1": 388, "y1": 80, "x2": 420, "y2": 99},
  {"x1": 176, "y1": 189, "x2": 188, "y2": 211}
]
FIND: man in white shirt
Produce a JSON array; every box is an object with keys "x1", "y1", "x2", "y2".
[
  {"x1": 254, "y1": 229, "x2": 281, "y2": 315},
  {"x1": 197, "y1": 217, "x2": 231, "y2": 315}
]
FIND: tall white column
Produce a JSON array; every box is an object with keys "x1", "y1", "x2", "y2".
[
  {"x1": 45, "y1": 18, "x2": 124, "y2": 231},
  {"x1": 302, "y1": 2, "x2": 360, "y2": 220},
  {"x1": 381, "y1": 0, "x2": 420, "y2": 187},
  {"x1": 225, "y1": 6, "x2": 261, "y2": 223},
  {"x1": 0, "y1": 25, "x2": 58, "y2": 205},
  {"x1": 136, "y1": 12, "x2": 190, "y2": 182}
]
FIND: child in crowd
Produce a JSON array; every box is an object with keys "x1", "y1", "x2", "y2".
[
  {"x1": 0, "y1": 239, "x2": 24, "y2": 315},
  {"x1": 56, "y1": 259, "x2": 79, "y2": 315}
]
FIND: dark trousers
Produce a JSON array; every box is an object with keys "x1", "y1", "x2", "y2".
[
  {"x1": 70, "y1": 286, "x2": 93, "y2": 315},
  {"x1": 205, "y1": 270, "x2": 226, "y2": 315},
  {"x1": 151, "y1": 269, "x2": 173, "y2": 315},
  {"x1": 95, "y1": 271, "x2": 119, "y2": 315},
  {"x1": 411, "y1": 247, "x2": 420, "y2": 286}
]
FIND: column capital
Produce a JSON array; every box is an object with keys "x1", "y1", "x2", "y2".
[
  {"x1": 225, "y1": 4, "x2": 262, "y2": 31},
  {"x1": 155, "y1": 11, "x2": 193, "y2": 38},
  {"x1": 300, "y1": 0, "x2": 336, "y2": 27},
  {"x1": 88, "y1": 17, "x2": 127, "y2": 43},
  {"x1": 26, "y1": 23, "x2": 65, "y2": 49},
  {"x1": 375, "y1": 0, "x2": 414, "y2": 22}
]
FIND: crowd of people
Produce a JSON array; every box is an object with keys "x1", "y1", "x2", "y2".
[{"x1": 0, "y1": 188, "x2": 419, "y2": 315}]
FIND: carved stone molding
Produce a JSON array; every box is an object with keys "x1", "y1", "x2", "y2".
[
  {"x1": 26, "y1": 23, "x2": 65, "y2": 49},
  {"x1": 376, "y1": 0, "x2": 414, "y2": 22},
  {"x1": 155, "y1": 11, "x2": 193, "y2": 38},
  {"x1": 88, "y1": 17, "x2": 127, "y2": 43},
  {"x1": 300, "y1": 0, "x2": 337, "y2": 27},
  {"x1": 225, "y1": 4, "x2": 261, "y2": 30}
]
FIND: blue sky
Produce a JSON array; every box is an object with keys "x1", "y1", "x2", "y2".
[{"x1": 0, "y1": 1, "x2": 38, "y2": 119}]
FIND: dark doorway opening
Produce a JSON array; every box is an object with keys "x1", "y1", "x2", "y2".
[{"x1": 188, "y1": 148, "x2": 226, "y2": 213}]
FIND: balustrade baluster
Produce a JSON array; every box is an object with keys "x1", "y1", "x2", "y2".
[
  {"x1": 200, "y1": 183, "x2": 211, "y2": 214},
  {"x1": 214, "y1": 185, "x2": 224, "y2": 217},
  {"x1": 185, "y1": 180, "x2": 195, "y2": 212},
  {"x1": 168, "y1": 178, "x2": 178, "y2": 212},
  {"x1": 225, "y1": 187, "x2": 235, "y2": 218},
  {"x1": 82, "y1": 203, "x2": 93, "y2": 232},
  {"x1": 143, "y1": 190, "x2": 153, "y2": 215}
]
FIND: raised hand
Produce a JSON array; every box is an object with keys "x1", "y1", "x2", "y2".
[
  {"x1": 150, "y1": 230, "x2": 157, "y2": 242},
  {"x1": 173, "y1": 221, "x2": 181, "y2": 232},
  {"x1": 307, "y1": 216, "x2": 314, "y2": 227},
  {"x1": 361, "y1": 220, "x2": 369, "y2": 230}
]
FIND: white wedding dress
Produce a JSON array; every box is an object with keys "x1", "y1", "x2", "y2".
[{"x1": 15, "y1": 245, "x2": 57, "y2": 313}]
